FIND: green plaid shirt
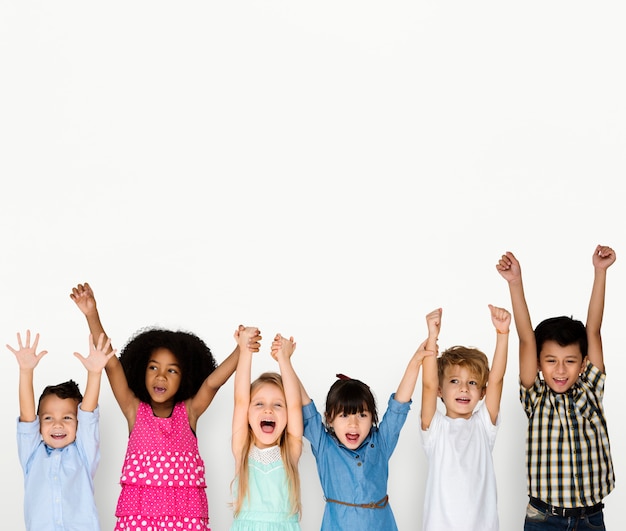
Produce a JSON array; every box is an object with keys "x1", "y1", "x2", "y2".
[{"x1": 520, "y1": 360, "x2": 615, "y2": 508}]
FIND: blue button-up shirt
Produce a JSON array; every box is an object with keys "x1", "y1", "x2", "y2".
[
  {"x1": 303, "y1": 394, "x2": 410, "y2": 531},
  {"x1": 17, "y1": 406, "x2": 101, "y2": 531}
]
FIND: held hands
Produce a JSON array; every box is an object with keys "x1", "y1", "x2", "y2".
[
  {"x1": 413, "y1": 339, "x2": 437, "y2": 364},
  {"x1": 74, "y1": 333, "x2": 116, "y2": 373},
  {"x1": 270, "y1": 333, "x2": 296, "y2": 362},
  {"x1": 234, "y1": 325, "x2": 262, "y2": 353},
  {"x1": 6, "y1": 330, "x2": 48, "y2": 370},
  {"x1": 69, "y1": 282, "x2": 97, "y2": 316},
  {"x1": 593, "y1": 245, "x2": 616, "y2": 270},
  {"x1": 495, "y1": 252, "x2": 521, "y2": 283},
  {"x1": 489, "y1": 304, "x2": 511, "y2": 334}
]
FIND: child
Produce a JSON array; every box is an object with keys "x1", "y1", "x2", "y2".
[
  {"x1": 8, "y1": 330, "x2": 114, "y2": 531},
  {"x1": 70, "y1": 282, "x2": 260, "y2": 531},
  {"x1": 230, "y1": 330, "x2": 303, "y2": 530},
  {"x1": 420, "y1": 305, "x2": 510, "y2": 531},
  {"x1": 496, "y1": 245, "x2": 616, "y2": 530},
  {"x1": 297, "y1": 337, "x2": 434, "y2": 530}
]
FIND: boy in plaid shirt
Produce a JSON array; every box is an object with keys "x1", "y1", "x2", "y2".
[{"x1": 497, "y1": 245, "x2": 616, "y2": 531}]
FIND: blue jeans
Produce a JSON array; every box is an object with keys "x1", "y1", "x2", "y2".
[{"x1": 524, "y1": 502, "x2": 606, "y2": 531}]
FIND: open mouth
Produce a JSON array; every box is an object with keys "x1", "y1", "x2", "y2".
[
  {"x1": 456, "y1": 397, "x2": 470, "y2": 404},
  {"x1": 260, "y1": 420, "x2": 275, "y2": 433},
  {"x1": 51, "y1": 433, "x2": 66, "y2": 440},
  {"x1": 154, "y1": 387, "x2": 167, "y2": 394},
  {"x1": 345, "y1": 433, "x2": 360, "y2": 443}
]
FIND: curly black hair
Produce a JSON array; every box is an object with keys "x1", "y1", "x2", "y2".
[
  {"x1": 37, "y1": 380, "x2": 83, "y2": 414},
  {"x1": 119, "y1": 327, "x2": 218, "y2": 404}
]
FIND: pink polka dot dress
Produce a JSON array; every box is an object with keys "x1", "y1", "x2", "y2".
[{"x1": 114, "y1": 401, "x2": 210, "y2": 531}]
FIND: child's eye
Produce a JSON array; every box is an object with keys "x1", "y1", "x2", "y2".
[
  {"x1": 450, "y1": 379, "x2": 458, "y2": 384},
  {"x1": 168, "y1": 368, "x2": 178, "y2": 374},
  {"x1": 469, "y1": 381, "x2": 477, "y2": 386},
  {"x1": 64, "y1": 416, "x2": 75, "y2": 421},
  {"x1": 359, "y1": 412, "x2": 369, "y2": 418}
]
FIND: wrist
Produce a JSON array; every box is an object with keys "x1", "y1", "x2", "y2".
[{"x1": 496, "y1": 329, "x2": 509, "y2": 335}]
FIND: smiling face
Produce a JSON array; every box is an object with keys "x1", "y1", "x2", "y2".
[
  {"x1": 438, "y1": 365, "x2": 485, "y2": 419},
  {"x1": 327, "y1": 408, "x2": 373, "y2": 450},
  {"x1": 144, "y1": 348, "x2": 182, "y2": 416},
  {"x1": 248, "y1": 382, "x2": 288, "y2": 448},
  {"x1": 38, "y1": 395, "x2": 79, "y2": 449},
  {"x1": 539, "y1": 340, "x2": 585, "y2": 394}
]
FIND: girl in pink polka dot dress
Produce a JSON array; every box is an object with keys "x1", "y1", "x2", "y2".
[{"x1": 71, "y1": 282, "x2": 261, "y2": 531}]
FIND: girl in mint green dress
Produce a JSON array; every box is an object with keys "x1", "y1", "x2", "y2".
[{"x1": 230, "y1": 330, "x2": 303, "y2": 531}]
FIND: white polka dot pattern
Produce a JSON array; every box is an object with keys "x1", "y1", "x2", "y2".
[{"x1": 114, "y1": 402, "x2": 210, "y2": 531}]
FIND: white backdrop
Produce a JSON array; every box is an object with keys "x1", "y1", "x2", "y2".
[{"x1": 1, "y1": 2, "x2": 624, "y2": 530}]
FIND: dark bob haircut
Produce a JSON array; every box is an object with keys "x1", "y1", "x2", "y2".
[
  {"x1": 324, "y1": 375, "x2": 379, "y2": 427},
  {"x1": 534, "y1": 316, "x2": 587, "y2": 360},
  {"x1": 119, "y1": 327, "x2": 218, "y2": 404},
  {"x1": 37, "y1": 380, "x2": 83, "y2": 414}
]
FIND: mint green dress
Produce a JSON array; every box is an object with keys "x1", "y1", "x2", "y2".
[{"x1": 230, "y1": 445, "x2": 300, "y2": 531}]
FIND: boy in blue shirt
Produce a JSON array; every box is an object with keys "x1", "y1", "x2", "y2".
[{"x1": 8, "y1": 330, "x2": 114, "y2": 531}]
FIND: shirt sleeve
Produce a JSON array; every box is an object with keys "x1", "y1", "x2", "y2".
[
  {"x1": 16, "y1": 416, "x2": 42, "y2": 473},
  {"x1": 302, "y1": 400, "x2": 326, "y2": 455},
  {"x1": 376, "y1": 394, "x2": 410, "y2": 459},
  {"x1": 519, "y1": 375, "x2": 542, "y2": 418},
  {"x1": 581, "y1": 359, "x2": 605, "y2": 395},
  {"x1": 76, "y1": 405, "x2": 100, "y2": 479}
]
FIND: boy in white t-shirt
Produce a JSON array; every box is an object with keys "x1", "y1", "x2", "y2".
[{"x1": 419, "y1": 305, "x2": 510, "y2": 531}]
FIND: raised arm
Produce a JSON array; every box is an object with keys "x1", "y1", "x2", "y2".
[
  {"x1": 7, "y1": 330, "x2": 48, "y2": 422},
  {"x1": 586, "y1": 245, "x2": 616, "y2": 372},
  {"x1": 484, "y1": 305, "x2": 510, "y2": 424},
  {"x1": 496, "y1": 252, "x2": 537, "y2": 389},
  {"x1": 73, "y1": 333, "x2": 116, "y2": 412},
  {"x1": 421, "y1": 308, "x2": 441, "y2": 430},
  {"x1": 231, "y1": 326, "x2": 257, "y2": 468},
  {"x1": 189, "y1": 326, "x2": 261, "y2": 426},
  {"x1": 271, "y1": 334, "x2": 303, "y2": 463},
  {"x1": 70, "y1": 283, "x2": 138, "y2": 419}
]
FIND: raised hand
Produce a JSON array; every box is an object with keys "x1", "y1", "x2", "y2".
[
  {"x1": 496, "y1": 251, "x2": 522, "y2": 283},
  {"x1": 488, "y1": 304, "x2": 511, "y2": 334},
  {"x1": 6, "y1": 330, "x2": 48, "y2": 370},
  {"x1": 234, "y1": 325, "x2": 262, "y2": 354},
  {"x1": 593, "y1": 245, "x2": 616, "y2": 271},
  {"x1": 270, "y1": 333, "x2": 296, "y2": 362},
  {"x1": 74, "y1": 333, "x2": 116, "y2": 373},
  {"x1": 425, "y1": 309, "x2": 442, "y2": 341},
  {"x1": 70, "y1": 282, "x2": 97, "y2": 316}
]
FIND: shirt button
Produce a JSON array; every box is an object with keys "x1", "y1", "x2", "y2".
[
  {"x1": 357, "y1": 462, "x2": 362, "y2": 467},
  {"x1": 370, "y1": 444, "x2": 375, "y2": 448}
]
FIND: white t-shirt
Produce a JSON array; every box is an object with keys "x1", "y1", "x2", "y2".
[{"x1": 420, "y1": 402, "x2": 500, "y2": 531}]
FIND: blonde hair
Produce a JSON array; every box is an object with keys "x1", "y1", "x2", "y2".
[
  {"x1": 438, "y1": 346, "x2": 490, "y2": 388},
  {"x1": 232, "y1": 372, "x2": 301, "y2": 518}
]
